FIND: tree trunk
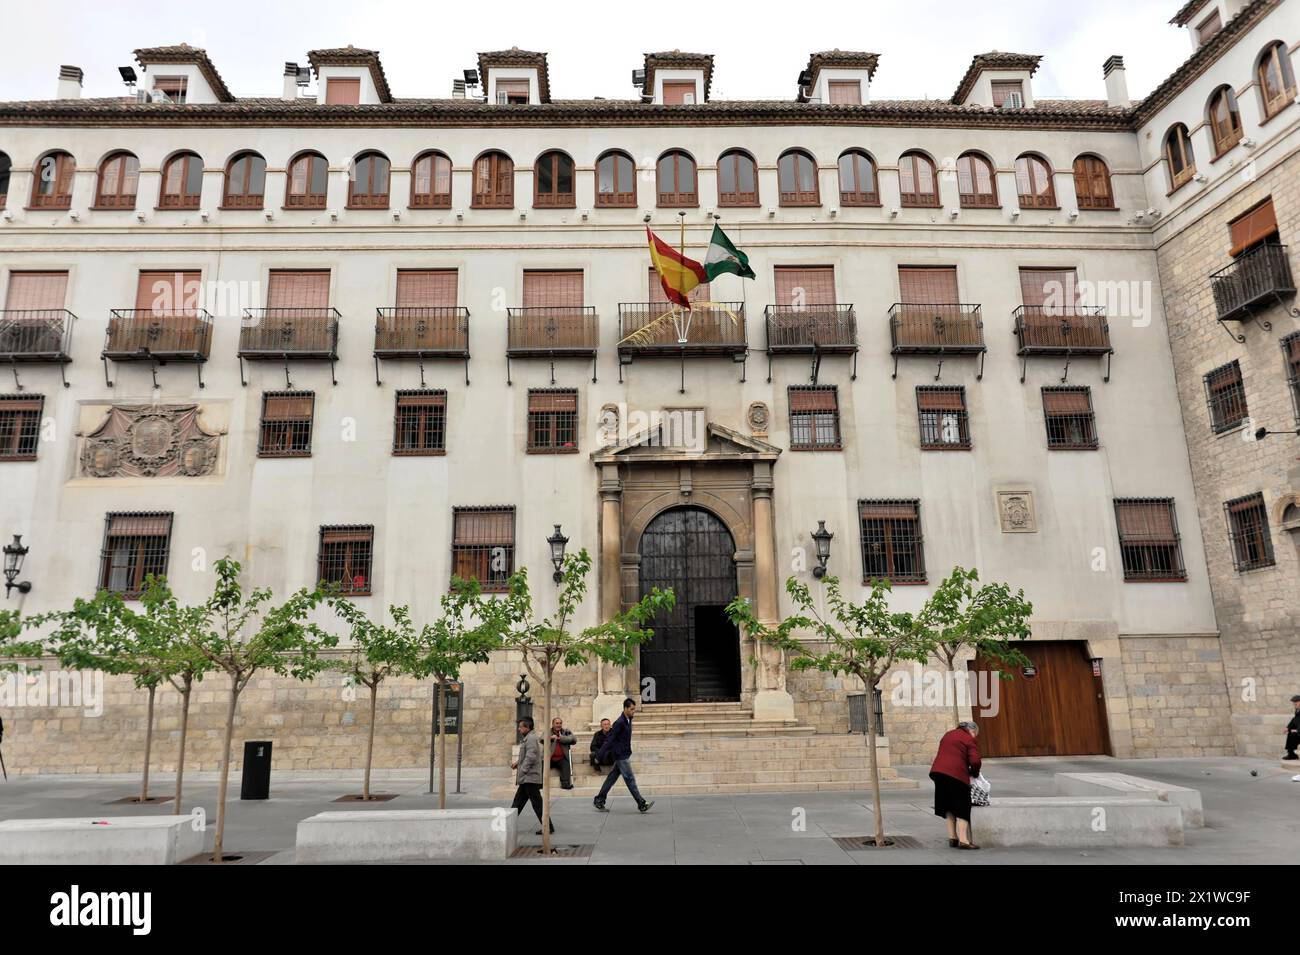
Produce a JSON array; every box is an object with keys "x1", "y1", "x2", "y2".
[
  {"x1": 437, "y1": 679, "x2": 448, "y2": 810},
  {"x1": 864, "y1": 679, "x2": 886, "y2": 847},
  {"x1": 140, "y1": 684, "x2": 156, "y2": 803},
  {"x1": 363, "y1": 680, "x2": 378, "y2": 800},
  {"x1": 174, "y1": 681, "x2": 192, "y2": 809},
  {"x1": 212, "y1": 680, "x2": 240, "y2": 864},
  {"x1": 948, "y1": 650, "x2": 962, "y2": 729},
  {"x1": 540, "y1": 671, "x2": 553, "y2": 855}
]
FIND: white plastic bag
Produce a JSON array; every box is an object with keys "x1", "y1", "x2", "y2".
[{"x1": 970, "y1": 773, "x2": 992, "y2": 807}]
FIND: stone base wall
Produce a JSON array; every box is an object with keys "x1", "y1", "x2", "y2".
[{"x1": 1118, "y1": 635, "x2": 1236, "y2": 758}]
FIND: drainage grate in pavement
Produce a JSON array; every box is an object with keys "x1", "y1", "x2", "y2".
[
  {"x1": 180, "y1": 850, "x2": 279, "y2": 865},
  {"x1": 510, "y1": 843, "x2": 595, "y2": 859},
  {"x1": 832, "y1": 834, "x2": 923, "y2": 850},
  {"x1": 106, "y1": 795, "x2": 174, "y2": 805},
  {"x1": 332, "y1": 793, "x2": 399, "y2": 803}
]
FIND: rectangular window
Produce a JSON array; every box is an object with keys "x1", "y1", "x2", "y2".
[
  {"x1": 858, "y1": 499, "x2": 925, "y2": 584},
  {"x1": 788, "y1": 386, "x2": 841, "y2": 450},
  {"x1": 522, "y1": 270, "x2": 583, "y2": 308},
  {"x1": 663, "y1": 81, "x2": 697, "y2": 105},
  {"x1": 325, "y1": 78, "x2": 361, "y2": 105},
  {"x1": 317, "y1": 525, "x2": 374, "y2": 595},
  {"x1": 1042, "y1": 386, "x2": 1098, "y2": 449},
  {"x1": 827, "y1": 80, "x2": 862, "y2": 105},
  {"x1": 898, "y1": 265, "x2": 960, "y2": 305},
  {"x1": 1224, "y1": 493, "x2": 1275, "y2": 572},
  {"x1": 0, "y1": 394, "x2": 43, "y2": 460},
  {"x1": 396, "y1": 269, "x2": 457, "y2": 307},
  {"x1": 99, "y1": 512, "x2": 173, "y2": 597},
  {"x1": 1114, "y1": 498, "x2": 1186, "y2": 582},
  {"x1": 258, "y1": 391, "x2": 314, "y2": 457},
  {"x1": 1019, "y1": 267, "x2": 1079, "y2": 309},
  {"x1": 267, "y1": 270, "x2": 331, "y2": 309},
  {"x1": 916, "y1": 386, "x2": 970, "y2": 450},
  {"x1": 152, "y1": 76, "x2": 187, "y2": 103},
  {"x1": 496, "y1": 79, "x2": 530, "y2": 104},
  {"x1": 4, "y1": 270, "x2": 68, "y2": 310},
  {"x1": 773, "y1": 266, "x2": 836, "y2": 307},
  {"x1": 527, "y1": 389, "x2": 578, "y2": 453},
  {"x1": 1196, "y1": 9, "x2": 1222, "y2": 45},
  {"x1": 1284, "y1": 333, "x2": 1300, "y2": 426},
  {"x1": 991, "y1": 80, "x2": 1024, "y2": 107},
  {"x1": 135, "y1": 270, "x2": 201, "y2": 313},
  {"x1": 451, "y1": 506, "x2": 515, "y2": 591},
  {"x1": 1203, "y1": 360, "x2": 1249, "y2": 433},
  {"x1": 1228, "y1": 198, "x2": 1278, "y2": 256},
  {"x1": 393, "y1": 389, "x2": 446, "y2": 455}
]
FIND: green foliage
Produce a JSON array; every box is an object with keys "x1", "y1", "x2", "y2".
[
  {"x1": 0, "y1": 609, "x2": 46, "y2": 672},
  {"x1": 919, "y1": 567, "x2": 1034, "y2": 672}
]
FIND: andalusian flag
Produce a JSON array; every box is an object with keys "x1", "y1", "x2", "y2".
[
  {"x1": 647, "y1": 227, "x2": 707, "y2": 308},
  {"x1": 703, "y1": 223, "x2": 756, "y2": 282}
]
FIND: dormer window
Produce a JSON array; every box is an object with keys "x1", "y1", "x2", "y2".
[
  {"x1": 152, "y1": 76, "x2": 187, "y2": 103},
  {"x1": 992, "y1": 81, "x2": 1023, "y2": 108},
  {"x1": 1195, "y1": 9, "x2": 1222, "y2": 46},
  {"x1": 497, "y1": 79, "x2": 529, "y2": 104},
  {"x1": 827, "y1": 81, "x2": 861, "y2": 105},
  {"x1": 663, "y1": 81, "x2": 696, "y2": 105},
  {"x1": 325, "y1": 78, "x2": 360, "y2": 105}
]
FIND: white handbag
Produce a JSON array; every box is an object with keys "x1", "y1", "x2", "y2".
[{"x1": 970, "y1": 773, "x2": 991, "y2": 807}]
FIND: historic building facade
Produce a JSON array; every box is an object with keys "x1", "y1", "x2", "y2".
[{"x1": 0, "y1": 0, "x2": 1295, "y2": 784}]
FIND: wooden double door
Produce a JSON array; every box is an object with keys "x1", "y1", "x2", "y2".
[{"x1": 971, "y1": 641, "x2": 1111, "y2": 757}]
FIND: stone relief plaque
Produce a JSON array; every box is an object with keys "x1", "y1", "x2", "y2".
[
  {"x1": 80, "y1": 405, "x2": 220, "y2": 478},
  {"x1": 747, "y1": 401, "x2": 770, "y2": 438},
  {"x1": 997, "y1": 490, "x2": 1037, "y2": 534}
]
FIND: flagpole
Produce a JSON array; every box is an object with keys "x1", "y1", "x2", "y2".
[{"x1": 677, "y1": 210, "x2": 687, "y2": 313}]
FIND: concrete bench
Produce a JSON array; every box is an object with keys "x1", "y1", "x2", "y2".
[
  {"x1": 1053, "y1": 772, "x2": 1204, "y2": 827},
  {"x1": 975, "y1": 796, "x2": 1185, "y2": 848},
  {"x1": 0, "y1": 815, "x2": 204, "y2": 865},
  {"x1": 295, "y1": 808, "x2": 517, "y2": 863}
]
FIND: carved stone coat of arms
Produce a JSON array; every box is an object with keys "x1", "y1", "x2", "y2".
[{"x1": 80, "y1": 405, "x2": 220, "y2": 478}]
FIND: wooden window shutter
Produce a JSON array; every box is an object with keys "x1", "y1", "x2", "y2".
[
  {"x1": 663, "y1": 81, "x2": 696, "y2": 105},
  {"x1": 321, "y1": 525, "x2": 373, "y2": 544},
  {"x1": 774, "y1": 266, "x2": 836, "y2": 306},
  {"x1": 5, "y1": 271, "x2": 68, "y2": 310},
  {"x1": 916, "y1": 387, "x2": 965, "y2": 411},
  {"x1": 789, "y1": 387, "x2": 837, "y2": 412},
  {"x1": 107, "y1": 513, "x2": 173, "y2": 537},
  {"x1": 1043, "y1": 388, "x2": 1092, "y2": 415},
  {"x1": 262, "y1": 392, "x2": 314, "y2": 420},
  {"x1": 827, "y1": 81, "x2": 862, "y2": 105},
  {"x1": 1115, "y1": 501, "x2": 1176, "y2": 541},
  {"x1": 1018, "y1": 268, "x2": 1078, "y2": 306},
  {"x1": 859, "y1": 501, "x2": 918, "y2": 520},
  {"x1": 0, "y1": 396, "x2": 43, "y2": 413},
  {"x1": 523, "y1": 270, "x2": 583, "y2": 307},
  {"x1": 267, "y1": 271, "x2": 330, "y2": 308},
  {"x1": 135, "y1": 271, "x2": 201, "y2": 312},
  {"x1": 991, "y1": 81, "x2": 1023, "y2": 106},
  {"x1": 396, "y1": 270, "x2": 458, "y2": 307},
  {"x1": 1228, "y1": 199, "x2": 1278, "y2": 256},
  {"x1": 528, "y1": 390, "x2": 578, "y2": 413},
  {"x1": 453, "y1": 508, "x2": 514, "y2": 544},
  {"x1": 325, "y1": 78, "x2": 360, "y2": 105},
  {"x1": 898, "y1": 267, "x2": 959, "y2": 304},
  {"x1": 397, "y1": 390, "x2": 445, "y2": 408}
]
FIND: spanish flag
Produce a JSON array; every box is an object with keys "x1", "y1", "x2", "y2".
[{"x1": 647, "y1": 227, "x2": 707, "y2": 308}]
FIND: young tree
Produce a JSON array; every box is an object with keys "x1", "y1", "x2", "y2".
[
  {"x1": 484, "y1": 549, "x2": 674, "y2": 855},
  {"x1": 185, "y1": 557, "x2": 333, "y2": 863}
]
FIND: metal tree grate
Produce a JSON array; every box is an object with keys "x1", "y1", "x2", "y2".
[
  {"x1": 832, "y1": 834, "x2": 923, "y2": 850},
  {"x1": 510, "y1": 843, "x2": 594, "y2": 859}
]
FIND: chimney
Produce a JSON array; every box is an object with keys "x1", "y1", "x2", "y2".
[
  {"x1": 1103, "y1": 55, "x2": 1129, "y2": 108},
  {"x1": 283, "y1": 62, "x2": 299, "y2": 101},
  {"x1": 56, "y1": 65, "x2": 83, "y2": 100}
]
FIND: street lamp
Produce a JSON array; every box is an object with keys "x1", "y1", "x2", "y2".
[
  {"x1": 1256, "y1": 427, "x2": 1300, "y2": 440},
  {"x1": 3, "y1": 534, "x2": 31, "y2": 598},
  {"x1": 811, "y1": 521, "x2": 833, "y2": 578},
  {"x1": 547, "y1": 524, "x2": 569, "y2": 584}
]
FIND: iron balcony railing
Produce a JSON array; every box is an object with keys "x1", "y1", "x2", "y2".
[
  {"x1": 1013, "y1": 306, "x2": 1111, "y2": 354},
  {"x1": 0, "y1": 309, "x2": 76, "y2": 361},
  {"x1": 763, "y1": 304, "x2": 857, "y2": 353},
  {"x1": 104, "y1": 309, "x2": 213, "y2": 360},
  {"x1": 374, "y1": 307, "x2": 470, "y2": 357},
  {"x1": 239, "y1": 308, "x2": 340, "y2": 358},
  {"x1": 889, "y1": 303, "x2": 985, "y2": 353},
  {"x1": 1210, "y1": 243, "x2": 1296, "y2": 322},
  {"x1": 617, "y1": 303, "x2": 747, "y2": 356},
  {"x1": 506, "y1": 306, "x2": 599, "y2": 356}
]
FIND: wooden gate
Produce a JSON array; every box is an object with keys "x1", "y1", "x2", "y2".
[
  {"x1": 638, "y1": 507, "x2": 740, "y2": 703},
  {"x1": 970, "y1": 641, "x2": 1111, "y2": 757}
]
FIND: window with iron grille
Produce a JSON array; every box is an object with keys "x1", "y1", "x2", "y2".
[
  {"x1": 317, "y1": 525, "x2": 374, "y2": 595},
  {"x1": 258, "y1": 391, "x2": 314, "y2": 457},
  {"x1": 0, "y1": 394, "x2": 44, "y2": 461},
  {"x1": 99, "y1": 512, "x2": 172, "y2": 598},
  {"x1": 1042, "y1": 387, "x2": 1097, "y2": 449},
  {"x1": 527, "y1": 389, "x2": 578, "y2": 453},
  {"x1": 916, "y1": 386, "x2": 969, "y2": 450},
  {"x1": 1114, "y1": 498, "x2": 1186, "y2": 582},
  {"x1": 1224, "y1": 492, "x2": 1275, "y2": 573},
  {"x1": 788, "y1": 386, "x2": 841, "y2": 450},
  {"x1": 858, "y1": 499, "x2": 925, "y2": 584},
  {"x1": 1203, "y1": 360, "x2": 1249, "y2": 433},
  {"x1": 451, "y1": 506, "x2": 514, "y2": 591},
  {"x1": 1284, "y1": 333, "x2": 1300, "y2": 426},
  {"x1": 394, "y1": 390, "x2": 446, "y2": 455}
]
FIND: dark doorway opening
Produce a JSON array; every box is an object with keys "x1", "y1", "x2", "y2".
[{"x1": 693, "y1": 605, "x2": 741, "y2": 701}]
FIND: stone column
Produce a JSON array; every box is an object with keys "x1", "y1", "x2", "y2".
[
  {"x1": 594, "y1": 464, "x2": 628, "y2": 723},
  {"x1": 750, "y1": 462, "x2": 795, "y2": 721}
]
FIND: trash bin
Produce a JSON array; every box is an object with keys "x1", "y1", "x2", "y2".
[{"x1": 240, "y1": 740, "x2": 272, "y2": 800}]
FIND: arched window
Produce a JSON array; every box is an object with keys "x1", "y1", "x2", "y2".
[
  {"x1": 30, "y1": 150, "x2": 75, "y2": 209},
  {"x1": 778, "y1": 149, "x2": 819, "y2": 205},
  {"x1": 717, "y1": 149, "x2": 758, "y2": 206},
  {"x1": 1164, "y1": 125, "x2": 1196, "y2": 191},
  {"x1": 837, "y1": 150, "x2": 878, "y2": 206},
  {"x1": 956, "y1": 152, "x2": 998, "y2": 207},
  {"x1": 286, "y1": 151, "x2": 328, "y2": 209},
  {"x1": 0, "y1": 151, "x2": 10, "y2": 211},
  {"x1": 533, "y1": 150, "x2": 575, "y2": 207},
  {"x1": 158, "y1": 152, "x2": 204, "y2": 210},
  {"x1": 1207, "y1": 86, "x2": 1243, "y2": 155},
  {"x1": 348, "y1": 151, "x2": 390, "y2": 208},
  {"x1": 1072, "y1": 154, "x2": 1114, "y2": 209},
  {"x1": 222, "y1": 151, "x2": 266, "y2": 209},
  {"x1": 1014, "y1": 153, "x2": 1057, "y2": 208},
  {"x1": 1257, "y1": 41, "x2": 1296, "y2": 119},
  {"x1": 410, "y1": 151, "x2": 452, "y2": 208},
  {"x1": 595, "y1": 150, "x2": 635, "y2": 208},
  {"x1": 472, "y1": 151, "x2": 514, "y2": 208},
  {"x1": 898, "y1": 151, "x2": 938, "y2": 207},
  {"x1": 657, "y1": 150, "x2": 697, "y2": 206},
  {"x1": 94, "y1": 152, "x2": 139, "y2": 209}
]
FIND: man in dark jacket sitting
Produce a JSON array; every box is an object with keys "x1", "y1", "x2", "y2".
[
  {"x1": 548, "y1": 716, "x2": 577, "y2": 789},
  {"x1": 593, "y1": 698, "x2": 653, "y2": 814},
  {"x1": 589, "y1": 718, "x2": 612, "y2": 772}
]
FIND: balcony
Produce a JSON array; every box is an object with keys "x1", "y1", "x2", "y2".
[
  {"x1": 888, "y1": 303, "x2": 985, "y2": 379},
  {"x1": 1013, "y1": 306, "x2": 1112, "y2": 383},
  {"x1": 239, "y1": 307, "x2": 341, "y2": 387},
  {"x1": 103, "y1": 309, "x2": 213, "y2": 388},
  {"x1": 505, "y1": 306, "x2": 599, "y2": 385},
  {"x1": 617, "y1": 302, "x2": 747, "y2": 390},
  {"x1": 764, "y1": 304, "x2": 858, "y2": 381},
  {"x1": 374, "y1": 306, "x2": 471, "y2": 386},
  {"x1": 1209, "y1": 244, "x2": 1297, "y2": 336},
  {"x1": 0, "y1": 309, "x2": 76, "y2": 388}
]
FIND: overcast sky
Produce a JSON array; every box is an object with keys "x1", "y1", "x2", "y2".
[{"x1": 1, "y1": 0, "x2": 1192, "y2": 104}]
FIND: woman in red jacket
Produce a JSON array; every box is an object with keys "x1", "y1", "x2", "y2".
[{"x1": 929, "y1": 721, "x2": 982, "y2": 850}]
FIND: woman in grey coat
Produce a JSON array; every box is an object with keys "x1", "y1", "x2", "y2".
[{"x1": 510, "y1": 717, "x2": 553, "y2": 835}]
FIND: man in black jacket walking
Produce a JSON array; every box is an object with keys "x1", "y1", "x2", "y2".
[
  {"x1": 593, "y1": 698, "x2": 653, "y2": 813},
  {"x1": 1285, "y1": 695, "x2": 1300, "y2": 761}
]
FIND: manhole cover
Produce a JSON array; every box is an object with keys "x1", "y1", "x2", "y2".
[
  {"x1": 832, "y1": 834, "x2": 922, "y2": 850},
  {"x1": 510, "y1": 843, "x2": 594, "y2": 859}
]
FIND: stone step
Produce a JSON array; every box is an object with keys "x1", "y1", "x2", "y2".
[
  {"x1": 490, "y1": 767, "x2": 917, "y2": 799},
  {"x1": 630, "y1": 724, "x2": 816, "y2": 739},
  {"x1": 577, "y1": 734, "x2": 887, "y2": 753}
]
